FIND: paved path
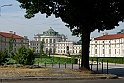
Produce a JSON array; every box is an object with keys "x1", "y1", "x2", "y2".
[
  {"x1": 48, "y1": 55, "x2": 124, "y2": 78},
  {"x1": 40, "y1": 62, "x2": 124, "y2": 78}
]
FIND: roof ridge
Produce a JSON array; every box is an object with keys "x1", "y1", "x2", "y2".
[
  {"x1": 94, "y1": 33, "x2": 124, "y2": 40},
  {"x1": 0, "y1": 32, "x2": 23, "y2": 39}
]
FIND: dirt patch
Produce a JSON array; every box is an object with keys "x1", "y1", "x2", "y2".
[
  {"x1": 0, "y1": 65, "x2": 55, "y2": 77},
  {"x1": 0, "y1": 65, "x2": 112, "y2": 78}
]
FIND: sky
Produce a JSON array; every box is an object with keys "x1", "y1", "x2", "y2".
[{"x1": 0, "y1": 0, "x2": 124, "y2": 42}]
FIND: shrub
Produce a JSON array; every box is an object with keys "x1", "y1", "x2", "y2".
[
  {"x1": 12, "y1": 45, "x2": 35, "y2": 65},
  {"x1": 0, "y1": 49, "x2": 8, "y2": 65}
]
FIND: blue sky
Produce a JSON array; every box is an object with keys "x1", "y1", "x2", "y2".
[{"x1": 0, "y1": 0, "x2": 124, "y2": 41}]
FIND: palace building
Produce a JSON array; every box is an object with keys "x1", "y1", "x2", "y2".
[
  {"x1": 90, "y1": 32, "x2": 124, "y2": 57},
  {"x1": 29, "y1": 28, "x2": 81, "y2": 55}
]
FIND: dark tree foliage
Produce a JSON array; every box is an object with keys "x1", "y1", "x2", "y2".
[
  {"x1": 117, "y1": 29, "x2": 124, "y2": 34},
  {"x1": 12, "y1": 45, "x2": 35, "y2": 65},
  {"x1": 40, "y1": 38, "x2": 45, "y2": 62},
  {"x1": 0, "y1": 49, "x2": 8, "y2": 65},
  {"x1": 17, "y1": 0, "x2": 124, "y2": 70}
]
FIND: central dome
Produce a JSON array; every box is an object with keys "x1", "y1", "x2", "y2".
[{"x1": 43, "y1": 27, "x2": 59, "y2": 36}]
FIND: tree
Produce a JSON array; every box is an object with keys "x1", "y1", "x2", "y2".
[
  {"x1": 0, "y1": 49, "x2": 8, "y2": 65},
  {"x1": 48, "y1": 48, "x2": 52, "y2": 57},
  {"x1": 9, "y1": 34, "x2": 14, "y2": 53},
  {"x1": 9, "y1": 34, "x2": 15, "y2": 63},
  {"x1": 40, "y1": 38, "x2": 45, "y2": 62},
  {"x1": 117, "y1": 29, "x2": 124, "y2": 34},
  {"x1": 12, "y1": 45, "x2": 35, "y2": 65},
  {"x1": 17, "y1": 0, "x2": 124, "y2": 70}
]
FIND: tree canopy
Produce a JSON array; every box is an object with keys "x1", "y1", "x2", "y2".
[
  {"x1": 17, "y1": 0, "x2": 124, "y2": 70},
  {"x1": 17, "y1": 0, "x2": 124, "y2": 35},
  {"x1": 0, "y1": 49, "x2": 8, "y2": 65},
  {"x1": 117, "y1": 29, "x2": 124, "y2": 34}
]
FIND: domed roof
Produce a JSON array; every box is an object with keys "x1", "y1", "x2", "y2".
[
  {"x1": 46, "y1": 28, "x2": 56, "y2": 33},
  {"x1": 42, "y1": 27, "x2": 59, "y2": 36},
  {"x1": 35, "y1": 27, "x2": 66, "y2": 37}
]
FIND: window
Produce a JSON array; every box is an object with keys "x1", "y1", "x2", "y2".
[
  {"x1": 109, "y1": 49, "x2": 111, "y2": 54},
  {"x1": 95, "y1": 41, "x2": 97, "y2": 43},
  {"x1": 95, "y1": 49, "x2": 97, "y2": 54},
  {"x1": 63, "y1": 50, "x2": 65, "y2": 53},
  {"x1": 46, "y1": 39, "x2": 48, "y2": 43},
  {"x1": 76, "y1": 50, "x2": 77, "y2": 53},
  {"x1": 103, "y1": 49, "x2": 105, "y2": 54},
  {"x1": 115, "y1": 49, "x2": 116, "y2": 54},
  {"x1": 103, "y1": 41, "x2": 104, "y2": 43},
  {"x1": 53, "y1": 39, "x2": 56, "y2": 43},
  {"x1": 50, "y1": 39, "x2": 52, "y2": 43}
]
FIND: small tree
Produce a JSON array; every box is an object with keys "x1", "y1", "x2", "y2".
[
  {"x1": 48, "y1": 48, "x2": 52, "y2": 57},
  {"x1": 12, "y1": 45, "x2": 35, "y2": 65},
  {"x1": 9, "y1": 35, "x2": 15, "y2": 63},
  {"x1": 40, "y1": 38, "x2": 45, "y2": 62},
  {"x1": 0, "y1": 49, "x2": 8, "y2": 65}
]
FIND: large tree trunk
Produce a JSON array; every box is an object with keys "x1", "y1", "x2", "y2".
[{"x1": 80, "y1": 28, "x2": 90, "y2": 70}]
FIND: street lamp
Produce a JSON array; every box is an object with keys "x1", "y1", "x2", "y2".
[{"x1": 0, "y1": 4, "x2": 12, "y2": 16}]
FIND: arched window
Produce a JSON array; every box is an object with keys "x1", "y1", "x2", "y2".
[
  {"x1": 46, "y1": 39, "x2": 48, "y2": 43},
  {"x1": 53, "y1": 39, "x2": 56, "y2": 43}
]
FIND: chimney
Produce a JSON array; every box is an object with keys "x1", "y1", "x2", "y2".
[
  {"x1": 9, "y1": 31, "x2": 13, "y2": 34},
  {"x1": 102, "y1": 33, "x2": 104, "y2": 36},
  {"x1": 102, "y1": 32, "x2": 108, "y2": 36},
  {"x1": 105, "y1": 32, "x2": 108, "y2": 35},
  {"x1": 14, "y1": 32, "x2": 16, "y2": 35}
]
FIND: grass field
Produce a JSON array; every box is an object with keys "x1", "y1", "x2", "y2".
[
  {"x1": 6, "y1": 55, "x2": 124, "y2": 65},
  {"x1": 89, "y1": 57, "x2": 124, "y2": 64},
  {"x1": 34, "y1": 56, "x2": 73, "y2": 64},
  {"x1": 6, "y1": 56, "x2": 77, "y2": 65}
]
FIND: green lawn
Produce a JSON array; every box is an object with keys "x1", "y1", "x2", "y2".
[
  {"x1": 6, "y1": 56, "x2": 124, "y2": 65},
  {"x1": 35, "y1": 56, "x2": 76, "y2": 64},
  {"x1": 89, "y1": 57, "x2": 124, "y2": 64},
  {"x1": 6, "y1": 56, "x2": 77, "y2": 65}
]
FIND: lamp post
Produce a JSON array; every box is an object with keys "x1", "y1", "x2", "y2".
[
  {"x1": 0, "y1": 4, "x2": 12, "y2": 63},
  {"x1": 0, "y1": 4, "x2": 12, "y2": 16}
]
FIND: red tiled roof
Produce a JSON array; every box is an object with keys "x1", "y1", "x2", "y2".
[
  {"x1": 0, "y1": 32, "x2": 23, "y2": 39},
  {"x1": 94, "y1": 33, "x2": 124, "y2": 40}
]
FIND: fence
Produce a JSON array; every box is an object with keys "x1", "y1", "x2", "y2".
[{"x1": 37, "y1": 57, "x2": 109, "y2": 74}]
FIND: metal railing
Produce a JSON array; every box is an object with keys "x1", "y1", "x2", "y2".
[{"x1": 38, "y1": 58, "x2": 109, "y2": 74}]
